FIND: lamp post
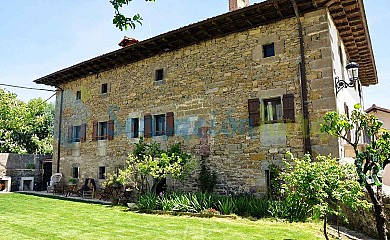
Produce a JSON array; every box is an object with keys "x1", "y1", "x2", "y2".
[{"x1": 335, "y1": 61, "x2": 359, "y2": 95}]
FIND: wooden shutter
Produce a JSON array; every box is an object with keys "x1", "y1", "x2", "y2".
[
  {"x1": 166, "y1": 112, "x2": 174, "y2": 136},
  {"x1": 144, "y1": 114, "x2": 152, "y2": 138},
  {"x1": 344, "y1": 103, "x2": 351, "y2": 142},
  {"x1": 283, "y1": 94, "x2": 295, "y2": 123},
  {"x1": 80, "y1": 123, "x2": 87, "y2": 142},
  {"x1": 92, "y1": 121, "x2": 98, "y2": 141},
  {"x1": 108, "y1": 120, "x2": 114, "y2": 140},
  {"x1": 68, "y1": 126, "x2": 73, "y2": 143},
  {"x1": 248, "y1": 98, "x2": 260, "y2": 127}
]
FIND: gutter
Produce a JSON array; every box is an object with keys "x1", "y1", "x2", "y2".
[
  {"x1": 47, "y1": 80, "x2": 64, "y2": 173},
  {"x1": 291, "y1": 0, "x2": 312, "y2": 155}
]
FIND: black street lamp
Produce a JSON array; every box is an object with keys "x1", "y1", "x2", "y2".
[{"x1": 335, "y1": 61, "x2": 359, "y2": 95}]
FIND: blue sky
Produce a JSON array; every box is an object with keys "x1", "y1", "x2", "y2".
[{"x1": 0, "y1": 0, "x2": 388, "y2": 109}]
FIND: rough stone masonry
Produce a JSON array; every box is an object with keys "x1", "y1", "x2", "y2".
[{"x1": 52, "y1": 8, "x2": 344, "y2": 194}]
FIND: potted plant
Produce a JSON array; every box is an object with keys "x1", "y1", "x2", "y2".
[{"x1": 68, "y1": 178, "x2": 77, "y2": 185}]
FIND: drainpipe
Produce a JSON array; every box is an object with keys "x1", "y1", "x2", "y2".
[
  {"x1": 291, "y1": 0, "x2": 312, "y2": 155},
  {"x1": 47, "y1": 79, "x2": 64, "y2": 173},
  {"x1": 56, "y1": 89, "x2": 64, "y2": 173}
]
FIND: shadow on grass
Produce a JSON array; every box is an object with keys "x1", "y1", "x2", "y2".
[{"x1": 16, "y1": 192, "x2": 112, "y2": 206}]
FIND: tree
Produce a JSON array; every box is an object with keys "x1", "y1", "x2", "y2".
[
  {"x1": 283, "y1": 153, "x2": 370, "y2": 240},
  {"x1": 321, "y1": 104, "x2": 389, "y2": 240},
  {"x1": 0, "y1": 88, "x2": 54, "y2": 155},
  {"x1": 121, "y1": 138, "x2": 193, "y2": 193},
  {"x1": 110, "y1": 0, "x2": 155, "y2": 31}
]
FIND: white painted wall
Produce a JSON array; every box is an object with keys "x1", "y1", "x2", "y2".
[{"x1": 327, "y1": 11, "x2": 365, "y2": 159}]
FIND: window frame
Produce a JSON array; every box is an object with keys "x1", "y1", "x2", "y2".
[
  {"x1": 98, "y1": 166, "x2": 106, "y2": 180},
  {"x1": 154, "y1": 114, "x2": 166, "y2": 136},
  {"x1": 76, "y1": 90, "x2": 81, "y2": 100},
  {"x1": 72, "y1": 167, "x2": 79, "y2": 179},
  {"x1": 131, "y1": 118, "x2": 139, "y2": 138},
  {"x1": 155, "y1": 69, "x2": 164, "y2": 81},
  {"x1": 263, "y1": 43, "x2": 275, "y2": 58},
  {"x1": 98, "y1": 121, "x2": 108, "y2": 140},
  {"x1": 263, "y1": 97, "x2": 283, "y2": 124},
  {"x1": 73, "y1": 125, "x2": 81, "y2": 142},
  {"x1": 101, "y1": 83, "x2": 108, "y2": 94}
]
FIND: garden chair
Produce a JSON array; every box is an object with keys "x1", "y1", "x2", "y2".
[
  {"x1": 81, "y1": 178, "x2": 96, "y2": 198},
  {"x1": 47, "y1": 173, "x2": 63, "y2": 194}
]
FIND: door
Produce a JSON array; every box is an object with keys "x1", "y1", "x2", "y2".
[{"x1": 42, "y1": 162, "x2": 52, "y2": 190}]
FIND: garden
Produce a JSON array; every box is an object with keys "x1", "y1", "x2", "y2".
[
  {"x1": 101, "y1": 105, "x2": 388, "y2": 239},
  {"x1": 0, "y1": 193, "x2": 325, "y2": 240}
]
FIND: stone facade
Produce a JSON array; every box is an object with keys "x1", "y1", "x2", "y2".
[{"x1": 50, "y1": 8, "x2": 364, "y2": 193}]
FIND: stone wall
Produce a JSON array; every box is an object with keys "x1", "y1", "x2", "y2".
[
  {"x1": 342, "y1": 194, "x2": 390, "y2": 239},
  {"x1": 53, "y1": 9, "x2": 340, "y2": 193},
  {"x1": 0, "y1": 153, "x2": 50, "y2": 191}
]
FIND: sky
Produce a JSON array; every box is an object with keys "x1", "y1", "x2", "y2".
[{"x1": 0, "y1": 0, "x2": 388, "y2": 109}]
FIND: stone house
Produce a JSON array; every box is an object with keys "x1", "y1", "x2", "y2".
[{"x1": 34, "y1": 0, "x2": 377, "y2": 194}]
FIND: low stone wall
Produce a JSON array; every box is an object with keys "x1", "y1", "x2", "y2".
[
  {"x1": 0, "y1": 153, "x2": 51, "y2": 191},
  {"x1": 7, "y1": 169, "x2": 42, "y2": 191},
  {"x1": 342, "y1": 194, "x2": 390, "y2": 239}
]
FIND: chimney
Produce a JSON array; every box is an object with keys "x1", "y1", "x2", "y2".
[
  {"x1": 118, "y1": 36, "x2": 139, "y2": 48},
  {"x1": 229, "y1": 0, "x2": 249, "y2": 11}
]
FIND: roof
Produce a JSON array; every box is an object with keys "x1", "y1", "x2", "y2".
[
  {"x1": 365, "y1": 104, "x2": 390, "y2": 114},
  {"x1": 34, "y1": 0, "x2": 377, "y2": 87}
]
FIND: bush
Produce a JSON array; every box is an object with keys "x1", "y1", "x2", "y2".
[
  {"x1": 136, "y1": 191, "x2": 306, "y2": 220},
  {"x1": 138, "y1": 193, "x2": 158, "y2": 211},
  {"x1": 198, "y1": 162, "x2": 217, "y2": 193},
  {"x1": 217, "y1": 197, "x2": 235, "y2": 215}
]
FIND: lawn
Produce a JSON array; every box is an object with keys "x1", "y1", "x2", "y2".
[{"x1": 0, "y1": 193, "x2": 324, "y2": 240}]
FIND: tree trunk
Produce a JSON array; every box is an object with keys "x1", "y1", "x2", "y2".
[
  {"x1": 324, "y1": 213, "x2": 329, "y2": 240},
  {"x1": 366, "y1": 184, "x2": 388, "y2": 240}
]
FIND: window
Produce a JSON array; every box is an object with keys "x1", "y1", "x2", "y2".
[
  {"x1": 73, "y1": 126, "x2": 81, "y2": 142},
  {"x1": 248, "y1": 94, "x2": 295, "y2": 126},
  {"x1": 263, "y1": 43, "x2": 275, "y2": 58},
  {"x1": 101, "y1": 83, "x2": 108, "y2": 94},
  {"x1": 144, "y1": 113, "x2": 175, "y2": 138},
  {"x1": 344, "y1": 103, "x2": 351, "y2": 142},
  {"x1": 68, "y1": 124, "x2": 86, "y2": 143},
  {"x1": 99, "y1": 122, "x2": 108, "y2": 140},
  {"x1": 76, "y1": 90, "x2": 81, "y2": 100},
  {"x1": 131, "y1": 118, "x2": 139, "y2": 138},
  {"x1": 264, "y1": 97, "x2": 282, "y2": 123},
  {"x1": 114, "y1": 165, "x2": 124, "y2": 176},
  {"x1": 72, "y1": 167, "x2": 79, "y2": 179},
  {"x1": 155, "y1": 69, "x2": 164, "y2": 81},
  {"x1": 155, "y1": 114, "x2": 165, "y2": 136},
  {"x1": 98, "y1": 166, "x2": 106, "y2": 179},
  {"x1": 93, "y1": 120, "x2": 114, "y2": 141}
]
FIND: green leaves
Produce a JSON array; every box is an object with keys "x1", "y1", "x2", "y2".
[
  {"x1": 110, "y1": 0, "x2": 155, "y2": 31},
  {"x1": 122, "y1": 139, "x2": 193, "y2": 192},
  {"x1": 0, "y1": 88, "x2": 54, "y2": 154},
  {"x1": 282, "y1": 153, "x2": 370, "y2": 221}
]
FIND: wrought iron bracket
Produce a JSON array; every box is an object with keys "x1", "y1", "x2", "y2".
[{"x1": 335, "y1": 76, "x2": 356, "y2": 95}]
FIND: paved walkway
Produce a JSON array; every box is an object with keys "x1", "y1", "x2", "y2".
[
  {"x1": 18, "y1": 190, "x2": 110, "y2": 204},
  {"x1": 328, "y1": 225, "x2": 377, "y2": 240}
]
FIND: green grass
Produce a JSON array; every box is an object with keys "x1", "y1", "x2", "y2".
[{"x1": 0, "y1": 193, "x2": 324, "y2": 240}]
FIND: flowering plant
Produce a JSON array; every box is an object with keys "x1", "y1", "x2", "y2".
[{"x1": 201, "y1": 208, "x2": 220, "y2": 215}]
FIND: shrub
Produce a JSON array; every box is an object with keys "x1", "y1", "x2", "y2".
[
  {"x1": 217, "y1": 197, "x2": 235, "y2": 215},
  {"x1": 198, "y1": 162, "x2": 217, "y2": 193},
  {"x1": 138, "y1": 193, "x2": 158, "y2": 211}
]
